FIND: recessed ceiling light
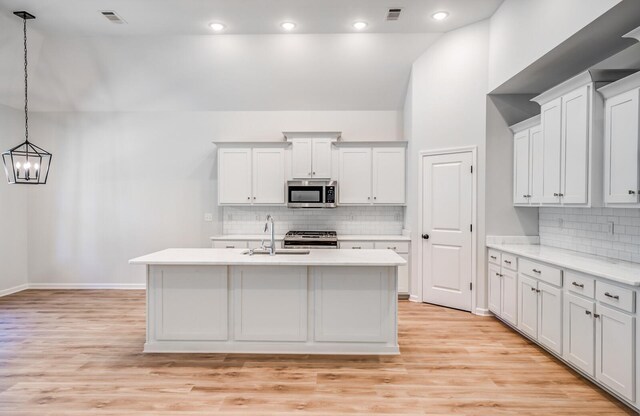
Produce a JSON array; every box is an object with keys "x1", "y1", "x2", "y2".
[
  {"x1": 209, "y1": 22, "x2": 226, "y2": 32},
  {"x1": 281, "y1": 21, "x2": 296, "y2": 31},
  {"x1": 432, "y1": 11, "x2": 449, "y2": 21},
  {"x1": 353, "y1": 21, "x2": 368, "y2": 30}
]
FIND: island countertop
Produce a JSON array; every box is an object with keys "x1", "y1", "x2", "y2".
[{"x1": 129, "y1": 248, "x2": 406, "y2": 267}]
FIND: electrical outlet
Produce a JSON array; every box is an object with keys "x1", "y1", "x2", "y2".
[
  {"x1": 204, "y1": 213, "x2": 213, "y2": 222},
  {"x1": 608, "y1": 221, "x2": 615, "y2": 235}
]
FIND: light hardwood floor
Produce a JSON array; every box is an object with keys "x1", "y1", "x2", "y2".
[{"x1": 0, "y1": 290, "x2": 634, "y2": 415}]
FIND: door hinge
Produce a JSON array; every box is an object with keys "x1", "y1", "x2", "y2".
[
  {"x1": 470, "y1": 165, "x2": 473, "y2": 173},
  {"x1": 470, "y1": 224, "x2": 473, "y2": 232},
  {"x1": 470, "y1": 282, "x2": 473, "y2": 290}
]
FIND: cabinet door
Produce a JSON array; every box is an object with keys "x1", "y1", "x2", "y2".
[
  {"x1": 311, "y1": 139, "x2": 332, "y2": 179},
  {"x1": 338, "y1": 148, "x2": 372, "y2": 204},
  {"x1": 561, "y1": 85, "x2": 590, "y2": 204},
  {"x1": 518, "y1": 275, "x2": 538, "y2": 338},
  {"x1": 541, "y1": 97, "x2": 563, "y2": 204},
  {"x1": 563, "y1": 293, "x2": 595, "y2": 376},
  {"x1": 513, "y1": 130, "x2": 531, "y2": 204},
  {"x1": 291, "y1": 139, "x2": 313, "y2": 179},
  {"x1": 596, "y1": 303, "x2": 636, "y2": 401},
  {"x1": 604, "y1": 89, "x2": 640, "y2": 204},
  {"x1": 538, "y1": 281, "x2": 562, "y2": 355},
  {"x1": 252, "y1": 148, "x2": 285, "y2": 204},
  {"x1": 529, "y1": 125, "x2": 544, "y2": 204},
  {"x1": 488, "y1": 263, "x2": 502, "y2": 317},
  {"x1": 218, "y1": 148, "x2": 252, "y2": 204},
  {"x1": 397, "y1": 253, "x2": 409, "y2": 294},
  {"x1": 372, "y1": 147, "x2": 406, "y2": 204},
  {"x1": 501, "y1": 269, "x2": 518, "y2": 326}
]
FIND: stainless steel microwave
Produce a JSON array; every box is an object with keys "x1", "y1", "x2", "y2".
[{"x1": 286, "y1": 180, "x2": 337, "y2": 208}]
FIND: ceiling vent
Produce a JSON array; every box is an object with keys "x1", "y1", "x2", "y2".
[
  {"x1": 386, "y1": 8, "x2": 402, "y2": 21},
  {"x1": 100, "y1": 11, "x2": 126, "y2": 24}
]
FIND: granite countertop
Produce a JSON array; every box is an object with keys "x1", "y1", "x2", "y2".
[
  {"x1": 487, "y1": 243, "x2": 640, "y2": 287},
  {"x1": 130, "y1": 248, "x2": 407, "y2": 267}
]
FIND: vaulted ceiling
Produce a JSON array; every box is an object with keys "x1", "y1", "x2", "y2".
[{"x1": 0, "y1": 0, "x2": 503, "y2": 111}]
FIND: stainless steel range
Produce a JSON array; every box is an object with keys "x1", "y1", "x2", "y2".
[{"x1": 283, "y1": 231, "x2": 338, "y2": 249}]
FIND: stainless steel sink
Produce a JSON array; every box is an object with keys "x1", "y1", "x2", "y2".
[{"x1": 242, "y1": 249, "x2": 310, "y2": 256}]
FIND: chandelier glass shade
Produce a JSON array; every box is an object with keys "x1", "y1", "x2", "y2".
[{"x1": 2, "y1": 11, "x2": 52, "y2": 185}]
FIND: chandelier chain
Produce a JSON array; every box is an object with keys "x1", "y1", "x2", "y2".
[{"x1": 23, "y1": 17, "x2": 28, "y2": 143}]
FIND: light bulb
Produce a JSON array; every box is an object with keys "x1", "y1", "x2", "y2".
[
  {"x1": 353, "y1": 21, "x2": 368, "y2": 30},
  {"x1": 15, "y1": 162, "x2": 21, "y2": 169},
  {"x1": 34, "y1": 163, "x2": 40, "y2": 171},
  {"x1": 280, "y1": 22, "x2": 296, "y2": 31},
  {"x1": 209, "y1": 22, "x2": 225, "y2": 32},
  {"x1": 24, "y1": 162, "x2": 31, "y2": 169},
  {"x1": 432, "y1": 11, "x2": 449, "y2": 21}
]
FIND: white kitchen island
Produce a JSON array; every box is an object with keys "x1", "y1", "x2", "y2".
[{"x1": 129, "y1": 248, "x2": 405, "y2": 355}]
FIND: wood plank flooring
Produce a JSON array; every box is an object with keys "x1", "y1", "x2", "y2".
[{"x1": 0, "y1": 289, "x2": 635, "y2": 415}]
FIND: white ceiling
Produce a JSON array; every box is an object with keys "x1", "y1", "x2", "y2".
[
  {"x1": 0, "y1": 1, "x2": 504, "y2": 111},
  {"x1": 0, "y1": 0, "x2": 503, "y2": 35}
]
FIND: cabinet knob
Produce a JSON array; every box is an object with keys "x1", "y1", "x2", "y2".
[
  {"x1": 247, "y1": 196, "x2": 250, "y2": 200},
  {"x1": 368, "y1": 197, "x2": 371, "y2": 200},
  {"x1": 536, "y1": 289, "x2": 541, "y2": 293},
  {"x1": 422, "y1": 234, "x2": 430, "y2": 240},
  {"x1": 313, "y1": 172, "x2": 316, "y2": 175},
  {"x1": 490, "y1": 255, "x2": 497, "y2": 260},
  {"x1": 308, "y1": 172, "x2": 312, "y2": 176},
  {"x1": 629, "y1": 190, "x2": 636, "y2": 195},
  {"x1": 374, "y1": 196, "x2": 377, "y2": 200}
]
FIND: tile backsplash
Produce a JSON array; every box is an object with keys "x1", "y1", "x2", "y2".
[
  {"x1": 539, "y1": 207, "x2": 640, "y2": 263},
  {"x1": 222, "y1": 206, "x2": 404, "y2": 235}
]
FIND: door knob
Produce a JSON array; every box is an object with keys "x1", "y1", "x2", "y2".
[{"x1": 422, "y1": 234, "x2": 430, "y2": 240}]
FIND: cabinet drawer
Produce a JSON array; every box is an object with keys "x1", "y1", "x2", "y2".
[
  {"x1": 374, "y1": 241, "x2": 409, "y2": 253},
  {"x1": 566, "y1": 271, "x2": 595, "y2": 299},
  {"x1": 340, "y1": 241, "x2": 374, "y2": 250},
  {"x1": 520, "y1": 258, "x2": 562, "y2": 287},
  {"x1": 596, "y1": 281, "x2": 635, "y2": 313},
  {"x1": 501, "y1": 253, "x2": 518, "y2": 271},
  {"x1": 212, "y1": 240, "x2": 248, "y2": 249},
  {"x1": 488, "y1": 249, "x2": 501, "y2": 265}
]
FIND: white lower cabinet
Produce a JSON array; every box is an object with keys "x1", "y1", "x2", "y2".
[
  {"x1": 491, "y1": 247, "x2": 639, "y2": 410},
  {"x1": 564, "y1": 293, "x2": 595, "y2": 376},
  {"x1": 596, "y1": 303, "x2": 636, "y2": 401}
]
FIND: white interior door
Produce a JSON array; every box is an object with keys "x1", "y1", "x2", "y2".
[{"x1": 421, "y1": 151, "x2": 473, "y2": 311}]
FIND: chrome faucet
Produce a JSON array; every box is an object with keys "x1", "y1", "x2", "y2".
[{"x1": 261, "y1": 215, "x2": 276, "y2": 256}]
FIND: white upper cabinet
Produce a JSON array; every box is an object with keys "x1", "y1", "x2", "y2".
[
  {"x1": 217, "y1": 145, "x2": 286, "y2": 206},
  {"x1": 599, "y1": 72, "x2": 640, "y2": 207},
  {"x1": 311, "y1": 139, "x2": 333, "y2": 179},
  {"x1": 561, "y1": 85, "x2": 590, "y2": 204},
  {"x1": 252, "y1": 148, "x2": 285, "y2": 204},
  {"x1": 338, "y1": 144, "x2": 406, "y2": 205},
  {"x1": 218, "y1": 148, "x2": 252, "y2": 204},
  {"x1": 373, "y1": 147, "x2": 406, "y2": 204},
  {"x1": 510, "y1": 116, "x2": 540, "y2": 206},
  {"x1": 528, "y1": 70, "x2": 614, "y2": 207},
  {"x1": 540, "y1": 97, "x2": 563, "y2": 204},
  {"x1": 290, "y1": 137, "x2": 334, "y2": 180},
  {"x1": 338, "y1": 147, "x2": 372, "y2": 204}
]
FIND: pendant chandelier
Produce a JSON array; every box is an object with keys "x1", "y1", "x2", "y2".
[{"x1": 2, "y1": 11, "x2": 52, "y2": 185}]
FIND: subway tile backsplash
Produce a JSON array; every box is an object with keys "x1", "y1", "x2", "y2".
[
  {"x1": 222, "y1": 206, "x2": 404, "y2": 236},
  {"x1": 539, "y1": 207, "x2": 640, "y2": 263}
]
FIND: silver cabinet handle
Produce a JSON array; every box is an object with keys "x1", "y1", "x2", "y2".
[
  {"x1": 629, "y1": 190, "x2": 636, "y2": 195},
  {"x1": 532, "y1": 269, "x2": 541, "y2": 274},
  {"x1": 490, "y1": 255, "x2": 497, "y2": 260},
  {"x1": 387, "y1": 246, "x2": 396, "y2": 250},
  {"x1": 352, "y1": 246, "x2": 361, "y2": 249},
  {"x1": 553, "y1": 193, "x2": 559, "y2": 197},
  {"x1": 536, "y1": 289, "x2": 541, "y2": 293},
  {"x1": 572, "y1": 282, "x2": 584, "y2": 288},
  {"x1": 594, "y1": 313, "x2": 601, "y2": 319},
  {"x1": 559, "y1": 193, "x2": 564, "y2": 197},
  {"x1": 225, "y1": 245, "x2": 235, "y2": 248},
  {"x1": 585, "y1": 310, "x2": 592, "y2": 316},
  {"x1": 496, "y1": 272, "x2": 501, "y2": 277},
  {"x1": 530, "y1": 287, "x2": 537, "y2": 292},
  {"x1": 504, "y1": 260, "x2": 512, "y2": 264},
  {"x1": 604, "y1": 292, "x2": 619, "y2": 300}
]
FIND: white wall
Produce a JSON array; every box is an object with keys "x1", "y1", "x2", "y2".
[
  {"x1": 405, "y1": 20, "x2": 489, "y2": 311},
  {"x1": 0, "y1": 104, "x2": 29, "y2": 295},
  {"x1": 488, "y1": 0, "x2": 621, "y2": 92},
  {"x1": 26, "y1": 110, "x2": 401, "y2": 286}
]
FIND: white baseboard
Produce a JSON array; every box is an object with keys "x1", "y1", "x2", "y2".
[
  {"x1": 474, "y1": 307, "x2": 493, "y2": 317},
  {"x1": 0, "y1": 283, "x2": 29, "y2": 297},
  {"x1": 27, "y1": 283, "x2": 146, "y2": 290},
  {"x1": 409, "y1": 294, "x2": 420, "y2": 303}
]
